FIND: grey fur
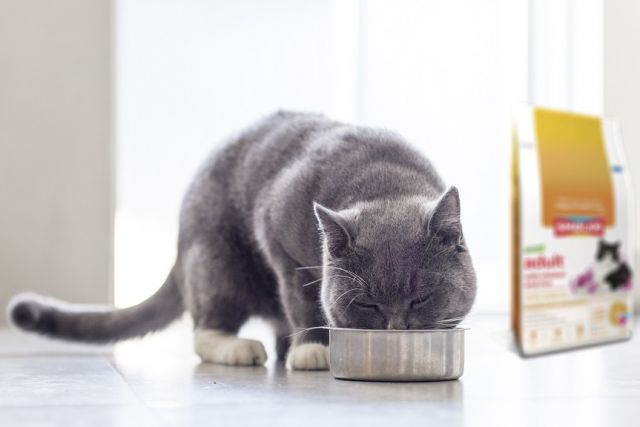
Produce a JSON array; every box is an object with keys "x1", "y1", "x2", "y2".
[
  {"x1": 8, "y1": 111, "x2": 476, "y2": 358},
  {"x1": 8, "y1": 272, "x2": 181, "y2": 343}
]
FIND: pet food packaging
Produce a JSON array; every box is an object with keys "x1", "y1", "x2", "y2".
[{"x1": 512, "y1": 107, "x2": 635, "y2": 355}]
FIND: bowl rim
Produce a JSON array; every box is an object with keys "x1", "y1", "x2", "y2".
[{"x1": 327, "y1": 326, "x2": 468, "y2": 333}]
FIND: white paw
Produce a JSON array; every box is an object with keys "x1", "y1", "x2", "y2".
[
  {"x1": 286, "y1": 343, "x2": 329, "y2": 371},
  {"x1": 195, "y1": 330, "x2": 267, "y2": 366},
  {"x1": 218, "y1": 338, "x2": 267, "y2": 366}
]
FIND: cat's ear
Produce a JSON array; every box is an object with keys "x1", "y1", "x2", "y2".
[
  {"x1": 427, "y1": 186, "x2": 462, "y2": 241},
  {"x1": 596, "y1": 240, "x2": 605, "y2": 259},
  {"x1": 313, "y1": 202, "x2": 355, "y2": 258}
]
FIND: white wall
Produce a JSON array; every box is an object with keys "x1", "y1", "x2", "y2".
[
  {"x1": 0, "y1": 0, "x2": 114, "y2": 320},
  {"x1": 604, "y1": 0, "x2": 640, "y2": 310},
  {"x1": 115, "y1": 0, "x2": 529, "y2": 312},
  {"x1": 115, "y1": 0, "x2": 352, "y2": 306},
  {"x1": 529, "y1": 0, "x2": 603, "y2": 113}
]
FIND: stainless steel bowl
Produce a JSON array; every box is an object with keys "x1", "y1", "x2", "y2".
[{"x1": 329, "y1": 327, "x2": 465, "y2": 382}]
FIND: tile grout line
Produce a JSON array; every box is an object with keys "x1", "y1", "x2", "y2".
[{"x1": 105, "y1": 355, "x2": 171, "y2": 427}]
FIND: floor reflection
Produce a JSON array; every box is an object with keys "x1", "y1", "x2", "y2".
[
  {"x1": 192, "y1": 359, "x2": 463, "y2": 404},
  {"x1": 194, "y1": 362, "x2": 269, "y2": 379}
]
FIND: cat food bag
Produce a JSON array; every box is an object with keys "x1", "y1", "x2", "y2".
[{"x1": 512, "y1": 107, "x2": 635, "y2": 355}]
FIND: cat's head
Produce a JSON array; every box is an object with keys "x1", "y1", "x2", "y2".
[
  {"x1": 314, "y1": 186, "x2": 476, "y2": 330},
  {"x1": 597, "y1": 239, "x2": 621, "y2": 261}
]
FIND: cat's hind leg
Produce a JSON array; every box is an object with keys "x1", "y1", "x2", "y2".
[{"x1": 183, "y1": 242, "x2": 267, "y2": 366}]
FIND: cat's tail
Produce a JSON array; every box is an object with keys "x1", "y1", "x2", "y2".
[{"x1": 6, "y1": 270, "x2": 183, "y2": 343}]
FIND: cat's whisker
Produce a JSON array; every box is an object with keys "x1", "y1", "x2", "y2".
[
  {"x1": 333, "y1": 288, "x2": 363, "y2": 305},
  {"x1": 429, "y1": 323, "x2": 462, "y2": 328},
  {"x1": 297, "y1": 265, "x2": 369, "y2": 289},
  {"x1": 286, "y1": 325, "x2": 329, "y2": 339},
  {"x1": 297, "y1": 265, "x2": 359, "y2": 280},
  {"x1": 324, "y1": 264, "x2": 364, "y2": 281},
  {"x1": 327, "y1": 264, "x2": 369, "y2": 289},
  {"x1": 301, "y1": 277, "x2": 324, "y2": 287},
  {"x1": 435, "y1": 319, "x2": 464, "y2": 325},
  {"x1": 430, "y1": 324, "x2": 457, "y2": 329},
  {"x1": 301, "y1": 274, "x2": 356, "y2": 287},
  {"x1": 438, "y1": 316, "x2": 466, "y2": 322},
  {"x1": 343, "y1": 293, "x2": 365, "y2": 314},
  {"x1": 342, "y1": 270, "x2": 369, "y2": 288}
]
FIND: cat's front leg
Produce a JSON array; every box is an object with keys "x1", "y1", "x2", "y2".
[
  {"x1": 286, "y1": 342, "x2": 330, "y2": 371},
  {"x1": 280, "y1": 268, "x2": 330, "y2": 371}
]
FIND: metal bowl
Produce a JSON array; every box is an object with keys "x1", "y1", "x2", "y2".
[{"x1": 329, "y1": 327, "x2": 466, "y2": 382}]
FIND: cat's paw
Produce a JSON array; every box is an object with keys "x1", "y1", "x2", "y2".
[
  {"x1": 195, "y1": 330, "x2": 267, "y2": 366},
  {"x1": 286, "y1": 343, "x2": 330, "y2": 371},
  {"x1": 219, "y1": 338, "x2": 268, "y2": 366}
]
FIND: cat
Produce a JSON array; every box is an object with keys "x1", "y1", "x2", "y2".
[
  {"x1": 8, "y1": 111, "x2": 477, "y2": 370},
  {"x1": 594, "y1": 239, "x2": 632, "y2": 291}
]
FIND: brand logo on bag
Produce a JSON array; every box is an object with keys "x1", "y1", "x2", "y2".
[
  {"x1": 523, "y1": 254, "x2": 564, "y2": 269},
  {"x1": 553, "y1": 216, "x2": 605, "y2": 237}
]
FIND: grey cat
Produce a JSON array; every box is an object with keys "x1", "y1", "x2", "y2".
[{"x1": 8, "y1": 111, "x2": 476, "y2": 370}]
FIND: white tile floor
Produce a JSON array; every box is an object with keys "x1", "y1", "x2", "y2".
[{"x1": 1, "y1": 314, "x2": 639, "y2": 427}]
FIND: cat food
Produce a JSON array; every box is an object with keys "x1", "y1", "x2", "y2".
[
  {"x1": 329, "y1": 327, "x2": 465, "y2": 381},
  {"x1": 512, "y1": 107, "x2": 635, "y2": 356}
]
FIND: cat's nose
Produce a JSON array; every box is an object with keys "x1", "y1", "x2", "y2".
[{"x1": 386, "y1": 316, "x2": 409, "y2": 330}]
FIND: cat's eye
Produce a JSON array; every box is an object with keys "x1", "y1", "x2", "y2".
[
  {"x1": 410, "y1": 295, "x2": 433, "y2": 309},
  {"x1": 352, "y1": 300, "x2": 378, "y2": 311}
]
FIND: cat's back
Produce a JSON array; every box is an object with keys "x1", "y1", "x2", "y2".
[
  {"x1": 179, "y1": 112, "x2": 342, "y2": 237},
  {"x1": 228, "y1": 111, "x2": 343, "y2": 209},
  {"x1": 184, "y1": 111, "x2": 334, "y2": 194},
  {"x1": 182, "y1": 111, "x2": 443, "y2": 236}
]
